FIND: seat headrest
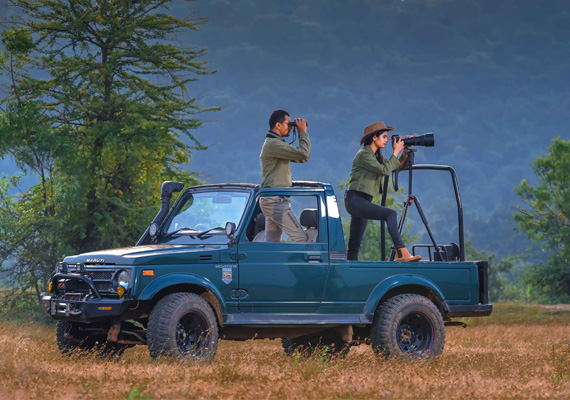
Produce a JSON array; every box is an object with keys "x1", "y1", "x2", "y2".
[
  {"x1": 254, "y1": 213, "x2": 265, "y2": 234},
  {"x1": 300, "y1": 209, "x2": 318, "y2": 228}
]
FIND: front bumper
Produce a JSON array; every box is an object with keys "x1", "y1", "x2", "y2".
[{"x1": 41, "y1": 294, "x2": 134, "y2": 323}]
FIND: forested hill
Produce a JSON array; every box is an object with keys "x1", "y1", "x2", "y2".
[
  {"x1": 2, "y1": 0, "x2": 570, "y2": 254},
  {"x1": 183, "y1": 0, "x2": 570, "y2": 253}
]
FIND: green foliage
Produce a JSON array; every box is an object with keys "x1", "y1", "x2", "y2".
[
  {"x1": 0, "y1": 0, "x2": 217, "y2": 303},
  {"x1": 514, "y1": 138, "x2": 570, "y2": 303},
  {"x1": 464, "y1": 240, "x2": 516, "y2": 302},
  {"x1": 123, "y1": 385, "x2": 154, "y2": 400}
]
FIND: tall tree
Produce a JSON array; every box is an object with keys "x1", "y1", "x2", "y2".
[
  {"x1": 0, "y1": 0, "x2": 217, "y2": 305},
  {"x1": 514, "y1": 137, "x2": 570, "y2": 303}
]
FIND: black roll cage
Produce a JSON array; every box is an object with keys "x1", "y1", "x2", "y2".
[{"x1": 380, "y1": 164, "x2": 465, "y2": 262}]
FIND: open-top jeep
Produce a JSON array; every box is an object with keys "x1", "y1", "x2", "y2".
[{"x1": 42, "y1": 167, "x2": 491, "y2": 361}]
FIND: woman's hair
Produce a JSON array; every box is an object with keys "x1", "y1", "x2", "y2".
[
  {"x1": 363, "y1": 131, "x2": 386, "y2": 164},
  {"x1": 362, "y1": 130, "x2": 384, "y2": 163},
  {"x1": 362, "y1": 130, "x2": 383, "y2": 147}
]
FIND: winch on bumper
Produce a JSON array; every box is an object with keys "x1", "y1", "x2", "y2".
[{"x1": 41, "y1": 271, "x2": 135, "y2": 323}]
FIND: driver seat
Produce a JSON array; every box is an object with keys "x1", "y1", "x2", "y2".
[{"x1": 252, "y1": 213, "x2": 266, "y2": 242}]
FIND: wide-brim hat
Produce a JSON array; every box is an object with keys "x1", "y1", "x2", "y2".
[{"x1": 360, "y1": 121, "x2": 394, "y2": 145}]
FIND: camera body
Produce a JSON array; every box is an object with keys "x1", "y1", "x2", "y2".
[{"x1": 392, "y1": 133, "x2": 434, "y2": 147}]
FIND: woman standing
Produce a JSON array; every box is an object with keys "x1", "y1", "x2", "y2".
[{"x1": 345, "y1": 121, "x2": 421, "y2": 262}]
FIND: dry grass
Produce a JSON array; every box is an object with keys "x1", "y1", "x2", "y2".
[{"x1": 1, "y1": 309, "x2": 570, "y2": 399}]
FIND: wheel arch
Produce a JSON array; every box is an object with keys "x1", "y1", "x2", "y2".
[
  {"x1": 138, "y1": 274, "x2": 226, "y2": 327},
  {"x1": 365, "y1": 275, "x2": 446, "y2": 316}
]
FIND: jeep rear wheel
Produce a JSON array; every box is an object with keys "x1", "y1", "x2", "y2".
[
  {"x1": 147, "y1": 293, "x2": 218, "y2": 362},
  {"x1": 370, "y1": 294, "x2": 445, "y2": 359}
]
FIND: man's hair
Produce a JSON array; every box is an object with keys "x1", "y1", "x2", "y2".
[{"x1": 269, "y1": 109, "x2": 290, "y2": 129}]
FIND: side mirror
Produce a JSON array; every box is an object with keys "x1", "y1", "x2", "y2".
[
  {"x1": 225, "y1": 222, "x2": 237, "y2": 247},
  {"x1": 225, "y1": 221, "x2": 236, "y2": 239},
  {"x1": 149, "y1": 222, "x2": 159, "y2": 242}
]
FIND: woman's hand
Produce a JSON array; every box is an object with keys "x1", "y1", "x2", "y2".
[{"x1": 392, "y1": 136, "x2": 404, "y2": 156}]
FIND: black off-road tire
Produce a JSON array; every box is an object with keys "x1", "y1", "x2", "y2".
[
  {"x1": 147, "y1": 293, "x2": 219, "y2": 362},
  {"x1": 57, "y1": 320, "x2": 96, "y2": 355},
  {"x1": 370, "y1": 294, "x2": 445, "y2": 359},
  {"x1": 57, "y1": 320, "x2": 130, "y2": 359}
]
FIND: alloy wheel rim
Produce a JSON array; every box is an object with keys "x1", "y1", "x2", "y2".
[{"x1": 396, "y1": 312, "x2": 434, "y2": 355}]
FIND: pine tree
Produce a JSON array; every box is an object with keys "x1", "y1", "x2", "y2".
[{"x1": 0, "y1": 0, "x2": 218, "y2": 305}]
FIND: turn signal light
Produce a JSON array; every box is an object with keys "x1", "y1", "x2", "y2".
[
  {"x1": 117, "y1": 286, "x2": 125, "y2": 296},
  {"x1": 142, "y1": 270, "x2": 154, "y2": 276},
  {"x1": 48, "y1": 282, "x2": 53, "y2": 292}
]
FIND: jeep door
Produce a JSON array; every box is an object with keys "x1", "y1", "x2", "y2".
[{"x1": 236, "y1": 192, "x2": 329, "y2": 313}]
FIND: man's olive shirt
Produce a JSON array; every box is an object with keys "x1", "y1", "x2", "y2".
[
  {"x1": 260, "y1": 131, "x2": 311, "y2": 188},
  {"x1": 348, "y1": 145, "x2": 401, "y2": 197}
]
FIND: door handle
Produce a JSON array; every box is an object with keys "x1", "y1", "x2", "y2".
[
  {"x1": 305, "y1": 254, "x2": 322, "y2": 263},
  {"x1": 230, "y1": 252, "x2": 247, "y2": 261},
  {"x1": 231, "y1": 289, "x2": 248, "y2": 299}
]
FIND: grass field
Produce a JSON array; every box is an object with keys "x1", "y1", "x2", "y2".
[{"x1": 1, "y1": 303, "x2": 569, "y2": 399}]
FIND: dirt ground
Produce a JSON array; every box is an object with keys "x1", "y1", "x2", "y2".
[{"x1": 1, "y1": 319, "x2": 570, "y2": 399}]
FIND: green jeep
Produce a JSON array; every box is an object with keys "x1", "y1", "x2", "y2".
[{"x1": 41, "y1": 176, "x2": 491, "y2": 361}]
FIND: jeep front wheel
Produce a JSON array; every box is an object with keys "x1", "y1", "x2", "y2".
[
  {"x1": 57, "y1": 320, "x2": 97, "y2": 354},
  {"x1": 370, "y1": 294, "x2": 445, "y2": 359},
  {"x1": 57, "y1": 320, "x2": 130, "y2": 359},
  {"x1": 147, "y1": 293, "x2": 219, "y2": 362}
]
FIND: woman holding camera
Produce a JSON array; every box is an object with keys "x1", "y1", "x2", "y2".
[{"x1": 344, "y1": 121, "x2": 421, "y2": 262}]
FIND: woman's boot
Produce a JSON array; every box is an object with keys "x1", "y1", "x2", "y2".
[{"x1": 396, "y1": 247, "x2": 422, "y2": 262}]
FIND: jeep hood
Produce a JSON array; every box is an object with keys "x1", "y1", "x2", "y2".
[{"x1": 63, "y1": 244, "x2": 221, "y2": 266}]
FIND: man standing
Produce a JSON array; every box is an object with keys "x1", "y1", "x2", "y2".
[{"x1": 259, "y1": 109, "x2": 310, "y2": 242}]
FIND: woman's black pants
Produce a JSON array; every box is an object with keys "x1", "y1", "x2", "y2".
[{"x1": 344, "y1": 190, "x2": 404, "y2": 261}]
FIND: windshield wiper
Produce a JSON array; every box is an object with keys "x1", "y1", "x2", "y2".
[
  {"x1": 196, "y1": 227, "x2": 225, "y2": 238},
  {"x1": 165, "y1": 227, "x2": 199, "y2": 238}
]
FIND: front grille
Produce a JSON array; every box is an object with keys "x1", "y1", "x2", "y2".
[
  {"x1": 57, "y1": 269, "x2": 116, "y2": 294},
  {"x1": 94, "y1": 281, "x2": 114, "y2": 292},
  {"x1": 86, "y1": 271, "x2": 113, "y2": 280},
  {"x1": 87, "y1": 270, "x2": 115, "y2": 293}
]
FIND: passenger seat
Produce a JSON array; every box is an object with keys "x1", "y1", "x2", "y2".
[{"x1": 300, "y1": 209, "x2": 319, "y2": 243}]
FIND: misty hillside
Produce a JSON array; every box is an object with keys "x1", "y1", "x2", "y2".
[
  {"x1": 2, "y1": 0, "x2": 569, "y2": 254},
  {"x1": 184, "y1": 0, "x2": 570, "y2": 253}
]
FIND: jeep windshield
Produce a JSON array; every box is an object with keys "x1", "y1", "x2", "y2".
[{"x1": 159, "y1": 189, "x2": 251, "y2": 244}]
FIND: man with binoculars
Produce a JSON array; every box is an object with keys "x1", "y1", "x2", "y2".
[{"x1": 259, "y1": 109, "x2": 310, "y2": 242}]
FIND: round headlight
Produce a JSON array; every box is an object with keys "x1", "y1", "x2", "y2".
[{"x1": 117, "y1": 270, "x2": 130, "y2": 288}]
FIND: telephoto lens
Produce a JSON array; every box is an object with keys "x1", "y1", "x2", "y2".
[{"x1": 393, "y1": 133, "x2": 434, "y2": 147}]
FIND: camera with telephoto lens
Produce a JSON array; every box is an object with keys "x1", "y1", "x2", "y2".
[
  {"x1": 289, "y1": 120, "x2": 308, "y2": 128},
  {"x1": 392, "y1": 133, "x2": 434, "y2": 147}
]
